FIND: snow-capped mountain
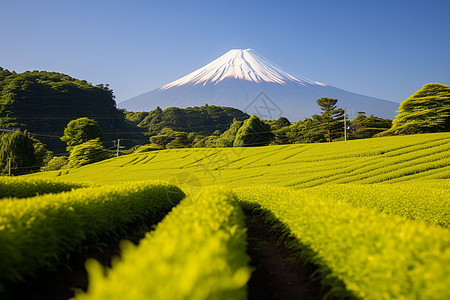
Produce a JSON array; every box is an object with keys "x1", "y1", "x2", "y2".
[{"x1": 119, "y1": 49, "x2": 399, "y2": 120}]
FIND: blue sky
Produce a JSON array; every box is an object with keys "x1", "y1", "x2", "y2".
[{"x1": 1, "y1": 0, "x2": 449, "y2": 104}]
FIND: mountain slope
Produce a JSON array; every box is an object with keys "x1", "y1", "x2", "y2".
[{"x1": 119, "y1": 49, "x2": 400, "y2": 120}]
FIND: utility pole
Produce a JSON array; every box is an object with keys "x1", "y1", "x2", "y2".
[
  {"x1": 116, "y1": 139, "x2": 121, "y2": 157},
  {"x1": 8, "y1": 158, "x2": 11, "y2": 176},
  {"x1": 344, "y1": 107, "x2": 347, "y2": 141}
]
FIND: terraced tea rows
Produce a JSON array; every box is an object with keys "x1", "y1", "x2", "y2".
[
  {"x1": 237, "y1": 186, "x2": 450, "y2": 299},
  {"x1": 0, "y1": 177, "x2": 87, "y2": 199},
  {"x1": 306, "y1": 181, "x2": 449, "y2": 227},
  {"x1": 0, "y1": 181, "x2": 183, "y2": 295},
  {"x1": 28, "y1": 133, "x2": 449, "y2": 187},
  {"x1": 75, "y1": 188, "x2": 250, "y2": 300},
  {"x1": 5, "y1": 132, "x2": 449, "y2": 299}
]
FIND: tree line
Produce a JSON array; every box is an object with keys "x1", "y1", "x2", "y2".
[{"x1": 0, "y1": 66, "x2": 448, "y2": 174}]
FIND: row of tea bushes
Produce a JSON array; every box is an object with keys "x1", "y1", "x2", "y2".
[{"x1": 0, "y1": 181, "x2": 184, "y2": 292}]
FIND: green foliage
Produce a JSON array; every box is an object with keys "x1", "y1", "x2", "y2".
[
  {"x1": 75, "y1": 187, "x2": 250, "y2": 300},
  {"x1": 41, "y1": 156, "x2": 68, "y2": 171},
  {"x1": 316, "y1": 97, "x2": 344, "y2": 142},
  {"x1": 67, "y1": 139, "x2": 112, "y2": 168},
  {"x1": 121, "y1": 109, "x2": 149, "y2": 125},
  {"x1": 233, "y1": 115, "x2": 274, "y2": 147},
  {"x1": 0, "y1": 177, "x2": 86, "y2": 199},
  {"x1": 349, "y1": 112, "x2": 392, "y2": 139},
  {"x1": 131, "y1": 105, "x2": 249, "y2": 135},
  {"x1": 286, "y1": 115, "x2": 327, "y2": 143},
  {"x1": 0, "y1": 131, "x2": 50, "y2": 175},
  {"x1": 61, "y1": 117, "x2": 104, "y2": 151},
  {"x1": 191, "y1": 134, "x2": 219, "y2": 148},
  {"x1": 29, "y1": 133, "x2": 450, "y2": 187},
  {"x1": 380, "y1": 83, "x2": 450, "y2": 136},
  {"x1": 216, "y1": 119, "x2": 243, "y2": 147},
  {"x1": 12, "y1": 132, "x2": 450, "y2": 298},
  {"x1": 266, "y1": 116, "x2": 291, "y2": 131},
  {"x1": 306, "y1": 182, "x2": 449, "y2": 227},
  {"x1": 0, "y1": 69, "x2": 144, "y2": 152},
  {"x1": 0, "y1": 181, "x2": 184, "y2": 292},
  {"x1": 237, "y1": 186, "x2": 450, "y2": 299},
  {"x1": 275, "y1": 99, "x2": 346, "y2": 144},
  {"x1": 149, "y1": 127, "x2": 177, "y2": 149},
  {"x1": 166, "y1": 131, "x2": 190, "y2": 149},
  {"x1": 132, "y1": 144, "x2": 163, "y2": 153}
]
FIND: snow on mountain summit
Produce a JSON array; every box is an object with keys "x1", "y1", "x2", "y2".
[
  {"x1": 119, "y1": 49, "x2": 399, "y2": 120},
  {"x1": 161, "y1": 48, "x2": 326, "y2": 89}
]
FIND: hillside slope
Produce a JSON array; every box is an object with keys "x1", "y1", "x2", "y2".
[{"x1": 29, "y1": 133, "x2": 450, "y2": 187}]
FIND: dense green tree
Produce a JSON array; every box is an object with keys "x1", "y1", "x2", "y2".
[
  {"x1": 166, "y1": 132, "x2": 190, "y2": 149},
  {"x1": 349, "y1": 112, "x2": 392, "y2": 139},
  {"x1": 67, "y1": 139, "x2": 112, "y2": 168},
  {"x1": 130, "y1": 105, "x2": 249, "y2": 135},
  {"x1": 135, "y1": 106, "x2": 164, "y2": 131},
  {"x1": 316, "y1": 98, "x2": 344, "y2": 142},
  {"x1": 41, "y1": 156, "x2": 68, "y2": 171},
  {"x1": 204, "y1": 136, "x2": 219, "y2": 148},
  {"x1": 149, "y1": 128, "x2": 177, "y2": 149},
  {"x1": 287, "y1": 116, "x2": 327, "y2": 143},
  {"x1": 216, "y1": 119, "x2": 244, "y2": 147},
  {"x1": 0, "y1": 131, "x2": 49, "y2": 175},
  {"x1": 233, "y1": 115, "x2": 274, "y2": 147},
  {"x1": 0, "y1": 68, "x2": 144, "y2": 152},
  {"x1": 267, "y1": 117, "x2": 292, "y2": 145},
  {"x1": 61, "y1": 118, "x2": 104, "y2": 151},
  {"x1": 267, "y1": 117, "x2": 291, "y2": 131},
  {"x1": 121, "y1": 109, "x2": 149, "y2": 126},
  {"x1": 378, "y1": 83, "x2": 450, "y2": 136}
]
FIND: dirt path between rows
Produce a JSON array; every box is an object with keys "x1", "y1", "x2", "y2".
[
  {"x1": 244, "y1": 210, "x2": 327, "y2": 300},
  {"x1": 11, "y1": 210, "x2": 328, "y2": 300}
]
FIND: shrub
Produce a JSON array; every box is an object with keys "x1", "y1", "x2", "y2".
[
  {"x1": 41, "y1": 156, "x2": 68, "y2": 171},
  {"x1": 68, "y1": 139, "x2": 112, "y2": 168},
  {"x1": 133, "y1": 144, "x2": 163, "y2": 153}
]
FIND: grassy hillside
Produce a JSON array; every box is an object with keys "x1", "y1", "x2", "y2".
[
  {"x1": 29, "y1": 132, "x2": 450, "y2": 187},
  {"x1": 8, "y1": 132, "x2": 450, "y2": 299}
]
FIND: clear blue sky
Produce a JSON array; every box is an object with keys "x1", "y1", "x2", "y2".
[{"x1": 1, "y1": 0, "x2": 449, "y2": 104}]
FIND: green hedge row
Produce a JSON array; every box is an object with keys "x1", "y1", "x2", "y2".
[
  {"x1": 306, "y1": 181, "x2": 450, "y2": 227},
  {"x1": 237, "y1": 186, "x2": 450, "y2": 300},
  {"x1": 0, "y1": 181, "x2": 184, "y2": 293},
  {"x1": 75, "y1": 187, "x2": 251, "y2": 300},
  {"x1": 0, "y1": 177, "x2": 87, "y2": 199}
]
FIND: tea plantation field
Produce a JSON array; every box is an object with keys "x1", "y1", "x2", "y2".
[
  {"x1": 1, "y1": 132, "x2": 449, "y2": 299},
  {"x1": 30, "y1": 132, "x2": 450, "y2": 187}
]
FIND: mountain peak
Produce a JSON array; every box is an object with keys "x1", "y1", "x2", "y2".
[
  {"x1": 161, "y1": 48, "x2": 326, "y2": 90},
  {"x1": 119, "y1": 49, "x2": 399, "y2": 120}
]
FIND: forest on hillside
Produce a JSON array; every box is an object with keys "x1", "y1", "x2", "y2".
[
  {"x1": 0, "y1": 68, "x2": 143, "y2": 152},
  {"x1": 1, "y1": 67, "x2": 448, "y2": 174}
]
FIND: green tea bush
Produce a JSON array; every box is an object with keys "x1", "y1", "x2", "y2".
[
  {"x1": 237, "y1": 186, "x2": 450, "y2": 300},
  {"x1": 68, "y1": 139, "x2": 112, "y2": 168},
  {"x1": 0, "y1": 177, "x2": 86, "y2": 199},
  {"x1": 0, "y1": 181, "x2": 184, "y2": 292},
  {"x1": 307, "y1": 183, "x2": 449, "y2": 227},
  {"x1": 41, "y1": 156, "x2": 68, "y2": 171},
  {"x1": 75, "y1": 187, "x2": 250, "y2": 300}
]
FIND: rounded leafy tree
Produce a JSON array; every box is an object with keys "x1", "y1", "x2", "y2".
[
  {"x1": 61, "y1": 118, "x2": 104, "y2": 151},
  {"x1": 380, "y1": 83, "x2": 450, "y2": 135},
  {"x1": 233, "y1": 115, "x2": 273, "y2": 147},
  {"x1": 68, "y1": 139, "x2": 112, "y2": 168}
]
